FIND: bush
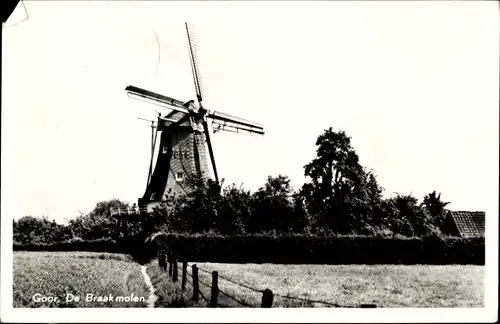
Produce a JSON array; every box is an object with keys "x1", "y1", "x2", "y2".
[
  {"x1": 13, "y1": 237, "x2": 120, "y2": 252},
  {"x1": 151, "y1": 232, "x2": 485, "y2": 265},
  {"x1": 13, "y1": 236, "x2": 157, "y2": 264},
  {"x1": 13, "y1": 216, "x2": 73, "y2": 244}
]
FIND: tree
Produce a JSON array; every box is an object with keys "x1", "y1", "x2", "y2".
[
  {"x1": 363, "y1": 171, "x2": 385, "y2": 227},
  {"x1": 159, "y1": 174, "x2": 309, "y2": 234},
  {"x1": 383, "y1": 193, "x2": 431, "y2": 237},
  {"x1": 164, "y1": 174, "x2": 223, "y2": 233},
  {"x1": 290, "y1": 190, "x2": 313, "y2": 233},
  {"x1": 302, "y1": 128, "x2": 382, "y2": 233},
  {"x1": 342, "y1": 169, "x2": 386, "y2": 235},
  {"x1": 422, "y1": 190, "x2": 450, "y2": 230},
  {"x1": 13, "y1": 216, "x2": 72, "y2": 244},
  {"x1": 217, "y1": 184, "x2": 252, "y2": 234},
  {"x1": 68, "y1": 199, "x2": 130, "y2": 240},
  {"x1": 250, "y1": 175, "x2": 296, "y2": 233}
]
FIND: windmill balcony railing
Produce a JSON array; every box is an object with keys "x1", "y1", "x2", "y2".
[{"x1": 110, "y1": 206, "x2": 149, "y2": 216}]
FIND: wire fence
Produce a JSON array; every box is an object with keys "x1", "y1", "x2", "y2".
[
  {"x1": 197, "y1": 266, "x2": 263, "y2": 294},
  {"x1": 217, "y1": 288, "x2": 254, "y2": 308},
  {"x1": 157, "y1": 252, "x2": 378, "y2": 308}
]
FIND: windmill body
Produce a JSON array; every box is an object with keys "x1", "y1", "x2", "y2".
[
  {"x1": 119, "y1": 23, "x2": 265, "y2": 214},
  {"x1": 138, "y1": 109, "x2": 211, "y2": 211}
]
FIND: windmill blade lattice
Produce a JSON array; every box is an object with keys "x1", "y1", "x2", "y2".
[{"x1": 185, "y1": 23, "x2": 205, "y2": 103}]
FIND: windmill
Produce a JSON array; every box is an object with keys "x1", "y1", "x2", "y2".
[{"x1": 126, "y1": 23, "x2": 264, "y2": 213}]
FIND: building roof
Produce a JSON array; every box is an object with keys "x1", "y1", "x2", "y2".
[{"x1": 447, "y1": 211, "x2": 485, "y2": 238}]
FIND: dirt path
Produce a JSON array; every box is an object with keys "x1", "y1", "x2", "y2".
[{"x1": 141, "y1": 265, "x2": 158, "y2": 308}]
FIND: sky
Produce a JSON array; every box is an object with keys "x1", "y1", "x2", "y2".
[{"x1": 2, "y1": 1, "x2": 498, "y2": 224}]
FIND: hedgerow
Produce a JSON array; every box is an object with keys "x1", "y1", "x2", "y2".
[{"x1": 151, "y1": 233, "x2": 485, "y2": 265}]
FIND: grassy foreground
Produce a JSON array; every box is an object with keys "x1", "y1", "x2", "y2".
[
  {"x1": 13, "y1": 251, "x2": 149, "y2": 308},
  {"x1": 148, "y1": 260, "x2": 484, "y2": 308}
]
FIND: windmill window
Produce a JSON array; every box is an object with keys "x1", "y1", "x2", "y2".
[
  {"x1": 175, "y1": 172, "x2": 184, "y2": 181},
  {"x1": 162, "y1": 146, "x2": 168, "y2": 154}
]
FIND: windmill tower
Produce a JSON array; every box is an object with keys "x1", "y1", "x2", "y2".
[{"x1": 126, "y1": 23, "x2": 265, "y2": 213}]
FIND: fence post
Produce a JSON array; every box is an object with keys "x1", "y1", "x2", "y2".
[
  {"x1": 173, "y1": 258, "x2": 178, "y2": 282},
  {"x1": 261, "y1": 289, "x2": 274, "y2": 308},
  {"x1": 157, "y1": 248, "x2": 160, "y2": 267},
  {"x1": 168, "y1": 254, "x2": 173, "y2": 277},
  {"x1": 182, "y1": 261, "x2": 187, "y2": 291},
  {"x1": 158, "y1": 249, "x2": 166, "y2": 272},
  {"x1": 210, "y1": 271, "x2": 219, "y2": 307},
  {"x1": 192, "y1": 265, "x2": 199, "y2": 301}
]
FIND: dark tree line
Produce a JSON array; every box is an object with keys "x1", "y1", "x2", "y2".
[{"x1": 13, "y1": 128, "x2": 453, "y2": 245}]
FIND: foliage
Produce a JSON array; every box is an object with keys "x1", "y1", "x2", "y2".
[
  {"x1": 152, "y1": 233, "x2": 485, "y2": 265},
  {"x1": 155, "y1": 174, "x2": 310, "y2": 235},
  {"x1": 13, "y1": 128, "x2": 467, "y2": 249},
  {"x1": 154, "y1": 175, "x2": 224, "y2": 234},
  {"x1": 301, "y1": 128, "x2": 386, "y2": 234},
  {"x1": 13, "y1": 216, "x2": 72, "y2": 244},
  {"x1": 422, "y1": 190, "x2": 450, "y2": 231},
  {"x1": 68, "y1": 199, "x2": 131, "y2": 240},
  {"x1": 13, "y1": 198, "x2": 153, "y2": 262},
  {"x1": 249, "y1": 175, "x2": 308, "y2": 233}
]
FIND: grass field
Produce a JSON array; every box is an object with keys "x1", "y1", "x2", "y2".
[
  {"x1": 13, "y1": 251, "x2": 485, "y2": 308},
  {"x1": 13, "y1": 251, "x2": 150, "y2": 308},
  {"x1": 148, "y1": 260, "x2": 484, "y2": 308}
]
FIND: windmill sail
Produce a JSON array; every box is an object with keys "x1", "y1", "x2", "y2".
[
  {"x1": 126, "y1": 85, "x2": 188, "y2": 112},
  {"x1": 208, "y1": 111, "x2": 264, "y2": 135},
  {"x1": 185, "y1": 23, "x2": 204, "y2": 103},
  {"x1": 202, "y1": 121, "x2": 219, "y2": 182}
]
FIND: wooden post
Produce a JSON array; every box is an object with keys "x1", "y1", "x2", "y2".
[
  {"x1": 182, "y1": 261, "x2": 187, "y2": 291},
  {"x1": 210, "y1": 271, "x2": 219, "y2": 307},
  {"x1": 192, "y1": 265, "x2": 199, "y2": 301},
  {"x1": 168, "y1": 255, "x2": 173, "y2": 277},
  {"x1": 158, "y1": 249, "x2": 166, "y2": 272},
  {"x1": 173, "y1": 258, "x2": 178, "y2": 282},
  {"x1": 261, "y1": 289, "x2": 273, "y2": 308}
]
